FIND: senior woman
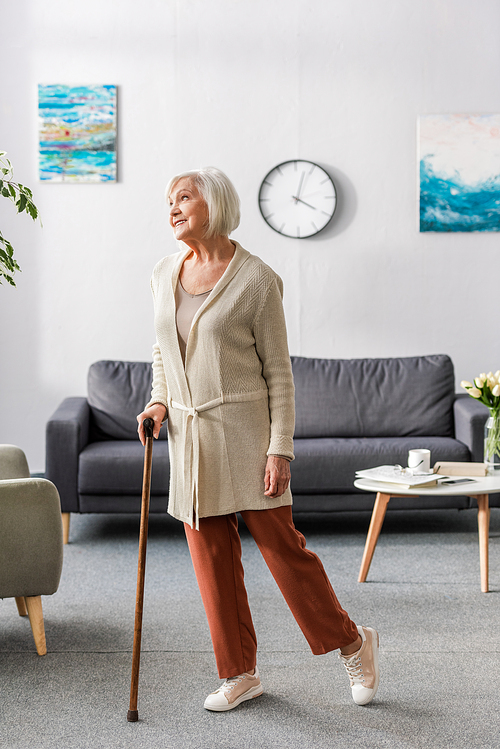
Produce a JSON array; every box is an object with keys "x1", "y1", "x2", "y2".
[{"x1": 136, "y1": 167, "x2": 380, "y2": 712}]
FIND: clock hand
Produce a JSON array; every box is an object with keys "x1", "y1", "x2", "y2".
[
  {"x1": 295, "y1": 171, "x2": 305, "y2": 201},
  {"x1": 292, "y1": 196, "x2": 317, "y2": 210}
]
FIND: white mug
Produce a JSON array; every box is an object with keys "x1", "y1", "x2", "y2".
[{"x1": 408, "y1": 448, "x2": 431, "y2": 474}]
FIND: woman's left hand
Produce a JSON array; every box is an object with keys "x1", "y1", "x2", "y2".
[{"x1": 264, "y1": 456, "x2": 291, "y2": 498}]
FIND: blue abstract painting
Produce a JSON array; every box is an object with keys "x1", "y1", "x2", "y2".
[
  {"x1": 419, "y1": 114, "x2": 500, "y2": 232},
  {"x1": 38, "y1": 84, "x2": 116, "y2": 183}
]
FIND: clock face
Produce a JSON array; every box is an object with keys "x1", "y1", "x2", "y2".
[{"x1": 258, "y1": 160, "x2": 337, "y2": 238}]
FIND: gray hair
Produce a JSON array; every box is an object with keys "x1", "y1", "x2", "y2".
[{"x1": 165, "y1": 167, "x2": 241, "y2": 238}]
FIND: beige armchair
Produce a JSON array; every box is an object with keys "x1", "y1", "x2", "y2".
[{"x1": 0, "y1": 445, "x2": 63, "y2": 655}]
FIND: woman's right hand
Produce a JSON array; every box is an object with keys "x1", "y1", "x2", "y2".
[{"x1": 136, "y1": 403, "x2": 167, "y2": 446}]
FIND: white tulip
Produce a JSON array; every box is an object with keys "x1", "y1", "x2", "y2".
[
  {"x1": 480, "y1": 373, "x2": 487, "y2": 379},
  {"x1": 461, "y1": 380, "x2": 473, "y2": 389},
  {"x1": 488, "y1": 379, "x2": 496, "y2": 389},
  {"x1": 493, "y1": 385, "x2": 500, "y2": 397},
  {"x1": 487, "y1": 371, "x2": 494, "y2": 379},
  {"x1": 475, "y1": 377, "x2": 485, "y2": 388},
  {"x1": 495, "y1": 370, "x2": 500, "y2": 379},
  {"x1": 469, "y1": 387, "x2": 482, "y2": 398}
]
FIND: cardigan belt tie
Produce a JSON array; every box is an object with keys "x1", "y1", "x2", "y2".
[{"x1": 169, "y1": 390, "x2": 269, "y2": 530}]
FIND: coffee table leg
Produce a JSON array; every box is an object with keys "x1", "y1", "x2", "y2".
[
  {"x1": 358, "y1": 492, "x2": 391, "y2": 583},
  {"x1": 475, "y1": 494, "x2": 490, "y2": 593}
]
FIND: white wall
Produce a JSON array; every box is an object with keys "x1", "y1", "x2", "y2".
[{"x1": 1, "y1": 0, "x2": 499, "y2": 471}]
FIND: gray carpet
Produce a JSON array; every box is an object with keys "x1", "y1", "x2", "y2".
[{"x1": 1, "y1": 508, "x2": 499, "y2": 749}]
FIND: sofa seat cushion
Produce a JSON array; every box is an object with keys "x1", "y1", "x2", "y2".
[
  {"x1": 291, "y1": 436, "x2": 470, "y2": 493},
  {"x1": 79, "y1": 441, "x2": 169, "y2": 496}
]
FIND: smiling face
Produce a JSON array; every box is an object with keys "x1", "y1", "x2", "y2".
[{"x1": 168, "y1": 178, "x2": 209, "y2": 243}]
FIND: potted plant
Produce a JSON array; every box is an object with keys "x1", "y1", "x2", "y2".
[
  {"x1": 0, "y1": 151, "x2": 40, "y2": 287},
  {"x1": 461, "y1": 372, "x2": 500, "y2": 473}
]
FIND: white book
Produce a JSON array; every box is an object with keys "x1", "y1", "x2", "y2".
[{"x1": 355, "y1": 465, "x2": 441, "y2": 488}]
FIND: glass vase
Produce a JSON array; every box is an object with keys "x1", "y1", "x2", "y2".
[{"x1": 484, "y1": 409, "x2": 500, "y2": 474}]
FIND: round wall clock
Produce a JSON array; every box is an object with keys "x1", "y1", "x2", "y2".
[{"x1": 258, "y1": 160, "x2": 337, "y2": 238}]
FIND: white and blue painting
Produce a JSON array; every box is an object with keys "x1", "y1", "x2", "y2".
[
  {"x1": 419, "y1": 114, "x2": 500, "y2": 232},
  {"x1": 38, "y1": 84, "x2": 116, "y2": 183}
]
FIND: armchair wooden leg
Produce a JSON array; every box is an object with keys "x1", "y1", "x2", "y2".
[
  {"x1": 15, "y1": 597, "x2": 28, "y2": 617},
  {"x1": 475, "y1": 494, "x2": 490, "y2": 593},
  {"x1": 61, "y1": 512, "x2": 70, "y2": 545},
  {"x1": 25, "y1": 595, "x2": 47, "y2": 656},
  {"x1": 358, "y1": 492, "x2": 392, "y2": 582}
]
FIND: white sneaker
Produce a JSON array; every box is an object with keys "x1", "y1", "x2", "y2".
[
  {"x1": 204, "y1": 667, "x2": 263, "y2": 711},
  {"x1": 339, "y1": 625, "x2": 380, "y2": 705}
]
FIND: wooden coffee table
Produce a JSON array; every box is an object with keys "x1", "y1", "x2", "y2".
[{"x1": 354, "y1": 474, "x2": 500, "y2": 592}]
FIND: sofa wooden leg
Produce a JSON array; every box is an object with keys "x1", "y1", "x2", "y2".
[
  {"x1": 15, "y1": 597, "x2": 28, "y2": 616},
  {"x1": 61, "y1": 512, "x2": 70, "y2": 544},
  {"x1": 358, "y1": 492, "x2": 391, "y2": 583},
  {"x1": 25, "y1": 595, "x2": 47, "y2": 656}
]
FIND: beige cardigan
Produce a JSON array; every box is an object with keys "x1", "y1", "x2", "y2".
[{"x1": 147, "y1": 241, "x2": 295, "y2": 528}]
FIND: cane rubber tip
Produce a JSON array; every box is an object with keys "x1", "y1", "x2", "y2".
[{"x1": 127, "y1": 710, "x2": 139, "y2": 722}]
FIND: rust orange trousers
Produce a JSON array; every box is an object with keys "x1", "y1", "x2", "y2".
[{"x1": 184, "y1": 505, "x2": 358, "y2": 678}]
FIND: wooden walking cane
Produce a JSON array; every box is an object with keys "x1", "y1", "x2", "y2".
[{"x1": 127, "y1": 417, "x2": 154, "y2": 722}]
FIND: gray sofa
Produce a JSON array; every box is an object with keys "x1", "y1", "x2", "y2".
[{"x1": 46, "y1": 354, "x2": 494, "y2": 538}]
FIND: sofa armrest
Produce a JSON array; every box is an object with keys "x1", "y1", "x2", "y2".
[
  {"x1": 453, "y1": 393, "x2": 489, "y2": 462},
  {"x1": 45, "y1": 398, "x2": 90, "y2": 513}
]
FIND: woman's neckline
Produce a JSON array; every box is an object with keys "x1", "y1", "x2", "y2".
[
  {"x1": 178, "y1": 280, "x2": 213, "y2": 298},
  {"x1": 178, "y1": 241, "x2": 237, "y2": 297}
]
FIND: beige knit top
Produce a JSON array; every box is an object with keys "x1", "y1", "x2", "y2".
[
  {"x1": 146, "y1": 242, "x2": 295, "y2": 528},
  {"x1": 175, "y1": 282, "x2": 211, "y2": 364}
]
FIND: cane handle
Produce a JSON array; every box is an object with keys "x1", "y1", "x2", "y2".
[{"x1": 143, "y1": 418, "x2": 154, "y2": 439}]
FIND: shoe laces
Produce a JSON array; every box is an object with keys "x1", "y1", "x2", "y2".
[
  {"x1": 340, "y1": 652, "x2": 365, "y2": 685},
  {"x1": 218, "y1": 674, "x2": 247, "y2": 694}
]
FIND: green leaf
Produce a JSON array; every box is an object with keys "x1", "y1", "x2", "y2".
[
  {"x1": 17, "y1": 194, "x2": 27, "y2": 213},
  {"x1": 2, "y1": 187, "x2": 10, "y2": 198},
  {"x1": 8, "y1": 183, "x2": 16, "y2": 198},
  {"x1": 26, "y1": 202, "x2": 38, "y2": 220},
  {"x1": 0, "y1": 254, "x2": 14, "y2": 271},
  {"x1": 0, "y1": 238, "x2": 16, "y2": 262},
  {"x1": 0, "y1": 245, "x2": 20, "y2": 271},
  {"x1": 2, "y1": 273, "x2": 17, "y2": 286}
]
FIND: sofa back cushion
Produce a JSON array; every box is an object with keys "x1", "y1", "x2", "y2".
[
  {"x1": 291, "y1": 354, "x2": 455, "y2": 438},
  {"x1": 88, "y1": 355, "x2": 455, "y2": 441},
  {"x1": 87, "y1": 360, "x2": 167, "y2": 440}
]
